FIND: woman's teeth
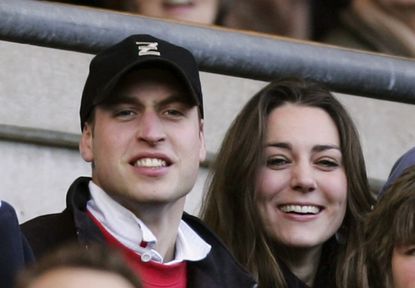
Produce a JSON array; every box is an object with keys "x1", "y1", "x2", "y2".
[{"x1": 280, "y1": 205, "x2": 320, "y2": 214}]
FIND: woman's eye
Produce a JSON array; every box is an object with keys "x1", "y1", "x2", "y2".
[
  {"x1": 316, "y1": 159, "x2": 339, "y2": 170},
  {"x1": 266, "y1": 157, "x2": 290, "y2": 169}
]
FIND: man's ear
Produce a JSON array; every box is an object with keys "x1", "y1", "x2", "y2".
[
  {"x1": 79, "y1": 123, "x2": 94, "y2": 163},
  {"x1": 199, "y1": 119, "x2": 207, "y2": 162}
]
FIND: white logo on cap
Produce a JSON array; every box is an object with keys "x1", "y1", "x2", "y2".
[{"x1": 136, "y1": 42, "x2": 161, "y2": 56}]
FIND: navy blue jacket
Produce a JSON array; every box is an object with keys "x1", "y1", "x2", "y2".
[
  {"x1": 22, "y1": 177, "x2": 257, "y2": 288},
  {"x1": 0, "y1": 201, "x2": 34, "y2": 288}
]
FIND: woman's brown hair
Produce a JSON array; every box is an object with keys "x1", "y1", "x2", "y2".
[{"x1": 201, "y1": 78, "x2": 375, "y2": 287}]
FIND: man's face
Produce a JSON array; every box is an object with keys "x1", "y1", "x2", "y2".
[{"x1": 80, "y1": 68, "x2": 206, "y2": 211}]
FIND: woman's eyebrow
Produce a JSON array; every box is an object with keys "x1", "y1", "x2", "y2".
[
  {"x1": 265, "y1": 143, "x2": 341, "y2": 153},
  {"x1": 266, "y1": 142, "x2": 292, "y2": 150},
  {"x1": 312, "y1": 144, "x2": 341, "y2": 153}
]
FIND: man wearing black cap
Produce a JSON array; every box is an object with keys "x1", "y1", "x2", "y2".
[{"x1": 21, "y1": 35, "x2": 256, "y2": 288}]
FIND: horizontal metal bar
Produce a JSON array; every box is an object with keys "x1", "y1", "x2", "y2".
[
  {"x1": 1, "y1": 0, "x2": 415, "y2": 104},
  {"x1": 0, "y1": 124, "x2": 80, "y2": 149}
]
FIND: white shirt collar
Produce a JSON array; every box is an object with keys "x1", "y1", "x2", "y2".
[{"x1": 86, "y1": 181, "x2": 211, "y2": 264}]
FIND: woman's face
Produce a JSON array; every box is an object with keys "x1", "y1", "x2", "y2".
[
  {"x1": 132, "y1": 0, "x2": 220, "y2": 24},
  {"x1": 255, "y1": 104, "x2": 347, "y2": 250},
  {"x1": 392, "y1": 244, "x2": 415, "y2": 288}
]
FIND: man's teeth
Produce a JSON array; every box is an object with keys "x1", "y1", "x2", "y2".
[
  {"x1": 135, "y1": 158, "x2": 166, "y2": 168},
  {"x1": 280, "y1": 205, "x2": 320, "y2": 214}
]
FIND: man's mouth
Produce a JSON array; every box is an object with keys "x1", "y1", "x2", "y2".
[
  {"x1": 279, "y1": 205, "x2": 322, "y2": 215},
  {"x1": 134, "y1": 158, "x2": 167, "y2": 168}
]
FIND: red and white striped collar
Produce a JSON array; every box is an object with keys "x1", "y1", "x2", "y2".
[{"x1": 86, "y1": 180, "x2": 211, "y2": 264}]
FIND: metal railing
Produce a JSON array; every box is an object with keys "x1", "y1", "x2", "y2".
[{"x1": 1, "y1": 0, "x2": 415, "y2": 103}]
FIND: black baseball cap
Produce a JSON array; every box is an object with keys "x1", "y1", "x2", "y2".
[{"x1": 80, "y1": 34, "x2": 203, "y2": 130}]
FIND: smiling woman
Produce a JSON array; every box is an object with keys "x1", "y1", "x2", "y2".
[
  {"x1": 255, "y1": 104, "x2": 348, "y2": 255},
  {"x1": 201, "y1": 78, "x2": 375, "y2": 288}
]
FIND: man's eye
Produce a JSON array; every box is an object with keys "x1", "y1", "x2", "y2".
[
  {"x1": 114, "y1": 110, "x2": 136, "y2": 118},
  {"x1": 164, "y1": 109, "x2": 184, "y2": 117}
]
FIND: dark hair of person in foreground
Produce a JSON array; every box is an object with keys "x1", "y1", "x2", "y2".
[{"x1": 15, "y1": 243, "x2": 142, "y2": 288}]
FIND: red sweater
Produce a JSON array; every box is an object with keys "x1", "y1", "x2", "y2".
[{"x1": 87, "y1": 211, "x2": 187, "y2": 288}]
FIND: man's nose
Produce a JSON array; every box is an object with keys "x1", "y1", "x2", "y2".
[{"x1": 136, "y1": 111, "x2": 166, "y2": 145}]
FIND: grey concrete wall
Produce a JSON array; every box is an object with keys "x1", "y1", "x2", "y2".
[{"x1": 1, "y1": 40, "x2": 415, "y2": 223}]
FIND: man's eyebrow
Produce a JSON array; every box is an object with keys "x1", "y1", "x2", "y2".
[
  {"x1": 102, "y1": 94, "x2": 138, "y2": 106},
  {"x1": 101, "y1": 93, "x2": 194, "y2": 110},
  {"x1": 157, "y1": 94, "x2": 194, "y2": 107}
]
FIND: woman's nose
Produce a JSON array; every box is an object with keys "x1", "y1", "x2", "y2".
[{"x1": 290, "y1": 162, "x2": 317, "y2": 193}]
